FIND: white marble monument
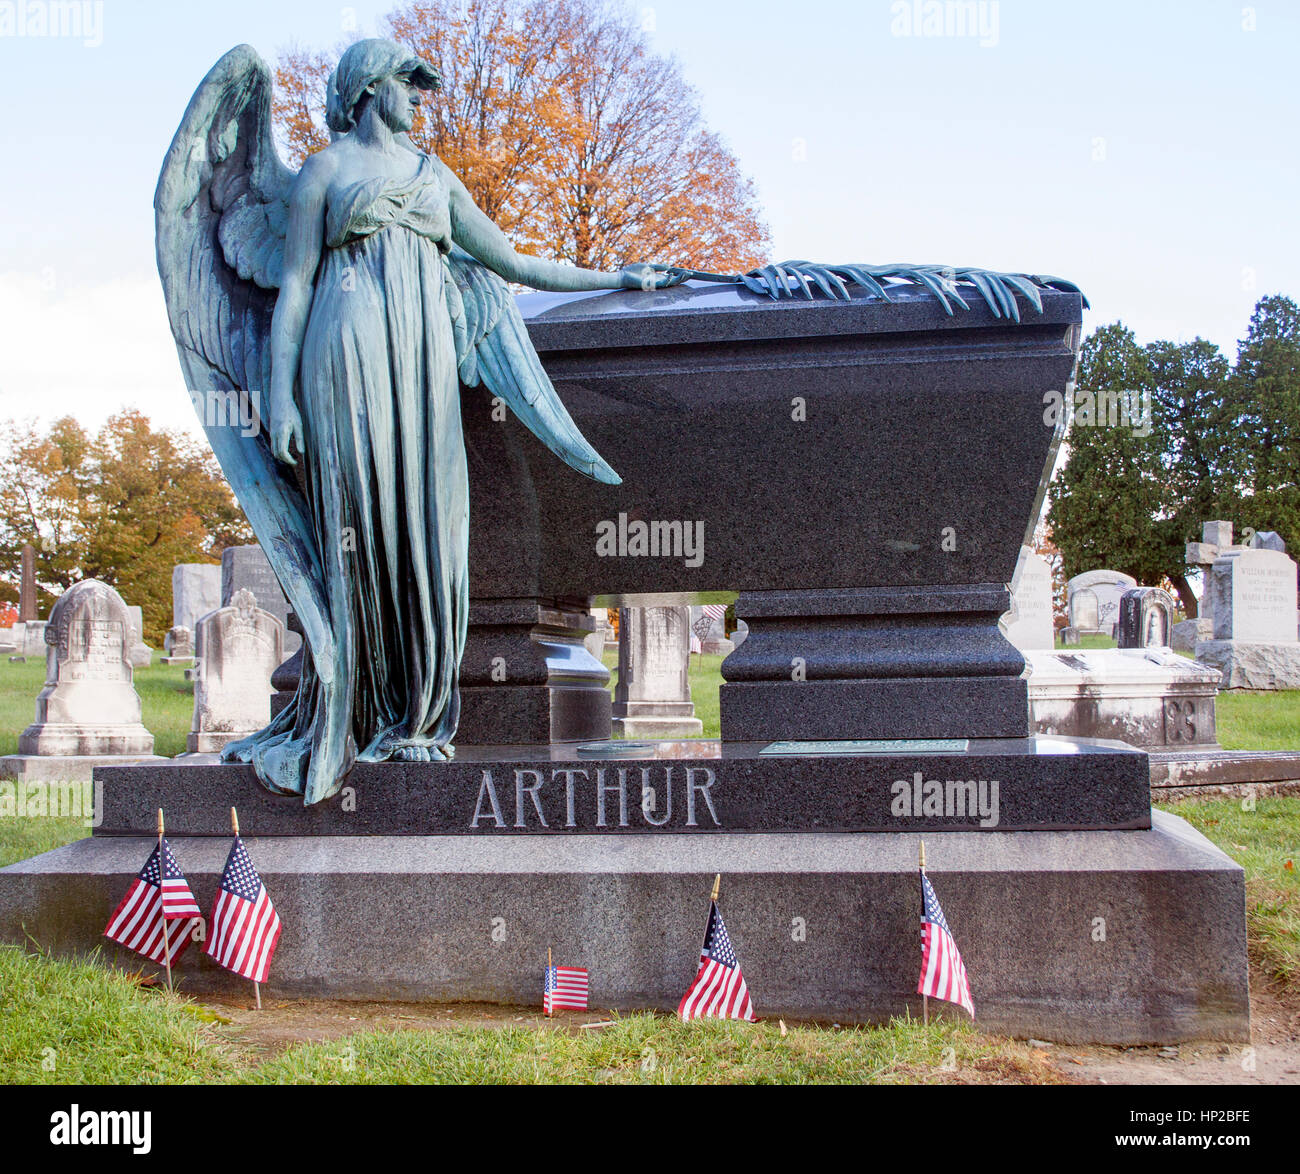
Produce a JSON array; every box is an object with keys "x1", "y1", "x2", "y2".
[
  {"x1": 1001, "y1": 548, "x2": 1056, "y2": 651},
  {"x1": 0, "y1": 580, "x2": 164, "y2": 781},
  {"x1": 612, "y1": 606, "x2": 703, "y2": 738},
  {"x1": 1195, "y1": 541, "x2": 1300, "y2": 689},
  {"x1": 186, "y1": 589, "x2": 284, "y2": 753},
  {"x1": 1066, "y1": 569, "x2": 1137, "y2": 636}
]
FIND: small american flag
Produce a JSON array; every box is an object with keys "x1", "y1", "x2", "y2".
[
  {"x1": 206, "y1": 836, "x2": 281, "y2": 984},
  {"x1": 692, "y1": 604, "x2": 728, "y2": 648},
  {"x1": 918, "y1": 872, "x2": 974, "y2": 1018},
  {"x1": 678, "y1": 902, "x2": 756, "y2": 1021},
  {"x1": 543, "y1": 965, "x2": 589, "y2": 1014},
  {"x1": 103, "y1": 840, "x2": 200, "y2": 965}
]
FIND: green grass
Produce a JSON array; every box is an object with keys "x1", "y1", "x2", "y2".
[
  {"x1": 1058, "y1": 633, "x2": 1118, "y2": 649},
  {"x1": 0, "y1": 814, "x2": 87, "y2": 871},
  {"x1": 0, "y1": 944, "x2": 236, "y2": 1084},
  {"x1": 1157, "y1": 796, "x2": 1300, "y2": 985},
  {"x1": 0, "y1": 656, "x2": 195, "y2": 759},
  {"x1": 1215, "y1": 691, "x2": 1300, "y2": 752},
  {"x1": 0, "y1": 940, "x2": 1043, "y2": 1085}
]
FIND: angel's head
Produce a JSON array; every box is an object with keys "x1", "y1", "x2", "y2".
[{"x1": 325, "y1": 38, "x2": 441, "y2": 136}]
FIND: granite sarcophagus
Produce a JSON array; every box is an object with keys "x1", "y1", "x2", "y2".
[{"x1": 459, "y1": 281, "x2": 1082, "y2": 744}]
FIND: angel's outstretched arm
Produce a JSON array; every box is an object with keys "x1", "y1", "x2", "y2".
[
  {"x1": 269, "y1": 155, "x2": 331, "y2": 462},
  {"x1": 444, "y1": 163, "x2": 674, "y2": 294}
]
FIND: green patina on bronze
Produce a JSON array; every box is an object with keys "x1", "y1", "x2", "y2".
[{"x1": 155, "y1": 40, "x2": 680, "y2": 804}]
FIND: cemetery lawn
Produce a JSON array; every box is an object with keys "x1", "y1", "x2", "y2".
[
  {"x1": 1158, "y1": 796, "x2": 1300, "y2": 986},
  {"x1": 1216, "y1": 691, "x2": 1300, "y2": 752},
  {"x1": 0, "y1": 943, "x2": 1059, "y2": 1085}
]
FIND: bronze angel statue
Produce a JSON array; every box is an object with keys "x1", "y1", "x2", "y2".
[{"x1": 155, "y1": 39, "x2": 680, "y2": 804}]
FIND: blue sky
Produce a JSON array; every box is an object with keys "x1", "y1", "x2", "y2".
[{"x1": 0, "y1": 0, "x2": 1296, "y2": 432}]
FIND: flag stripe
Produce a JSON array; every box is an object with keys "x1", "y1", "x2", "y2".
[
  {"x1": 678, "y1": 903, "x2": 756, "y2": 1022},
  {"x1": 918, "y1": 872, "x2": 974, "y2": 1018}
]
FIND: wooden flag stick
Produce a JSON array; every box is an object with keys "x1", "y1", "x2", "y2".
[
  {"x1": 710, "y1": 873, "x2": 720, "y2": 902},
  {"x1": 231, "y1": 807, "x2": 261, "y2": 1010},
  {"x1": 157, "y1": 808, "x2": 174, "y2": 994},
  {"x1": 919, "y1": 839, "x2": 928, "y2": 1026},
  {"x1": 546, "y1": 946, "x2": 552, "y2": 1018}
]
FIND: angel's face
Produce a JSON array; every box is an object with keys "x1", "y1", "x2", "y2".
[{"x1": 371, "y1": 72, "x2": 422, "y2": 134}]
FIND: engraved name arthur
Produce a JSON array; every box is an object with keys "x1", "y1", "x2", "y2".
[{"x1": 470, "y1": 766, "x2": 722, "y2": 830}]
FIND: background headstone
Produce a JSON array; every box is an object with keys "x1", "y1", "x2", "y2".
[
  {"x1": 583, "y1": 606, "x2": 609, "y2": 660},
  {"x1": 1001, "y1": 548, "x2": 1055, "y2": 651},
  {"x1": 162, "y1": 624, "x2": 194, "y2": 665},
  {"x1": 1066, "y1": 569, "x2": 1137, "y2": 635},
  {"x1": 172, "y1": 563, "x2": 222, "y2": 635},
  {"x1": 3, "y1": 580, "x2": 159, "y2": 771},
  {"x1": 1175, "y1": 519, "x2": 1241, "y2": 651},
  {"x1": 220, "y1": 545, "x2": 300, "y2": 656},
  {"x1": 187, "y1": 589, "x2": 284, "y2": 753},
  {"x1": 1194, "y1": 546, "x2": 1300, "y2": 688},
  {"x1": 612, "y1": 606, "x2": 703, "y2": 738},
  {"x1": 1117, "y1": 587, "x2": 1175, "y2": 649},
  {"x1": 1207, "y1": 548, "x2": 1297, "y2": 643}
]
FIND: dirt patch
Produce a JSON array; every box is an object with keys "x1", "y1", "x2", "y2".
[
  {"x1": 196, "y1": 993, "x2": 617, "y2": 1064},
  {"x1": 1042, "y1": 978, "x2": 1300, "y2": 1086}
]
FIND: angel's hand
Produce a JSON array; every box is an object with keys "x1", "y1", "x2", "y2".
[
  {"x1": 619, "y1": 263, "x2": 687, "y2": 292},
  {"x1": 271, "y1": 398, "x2": 304, "y2": 466}
]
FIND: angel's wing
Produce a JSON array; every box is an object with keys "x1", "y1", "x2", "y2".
[
  {"x1": 154, "y1": 45, "x2": 333, "y2": 681},
  {"x1": 445, "y1": 247, "x2": 621, "y2": 485}
]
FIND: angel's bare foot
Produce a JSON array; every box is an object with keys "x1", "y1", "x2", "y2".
[
  {"x1": 393, "y1": 745, "x2": 432, "y2": 763},
  {"x1": 441, "y1": 743, "x2": 455, "y2": 760}
]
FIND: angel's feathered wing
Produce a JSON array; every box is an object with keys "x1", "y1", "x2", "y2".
[
  {"x1": 445, "y1": 247, "x2": 621, "y2": 485},
  {"x1": 155, "y1": 44, "x2": 334, "y2": 698}
]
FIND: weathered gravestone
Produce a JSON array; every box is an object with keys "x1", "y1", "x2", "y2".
[
  {"x1": 1173, "y1": 520, "x2": 1237, "y2": 652},
  {"x1": 1000, "y1": 548, "x2": 1055, "y2": 651},
  {"x1": 10, "y1": 620, "x2": 49, "y2": 657},
  {"x1": 1117, "y1": 587, "x2": 1175, "y2": 649},
  {"x1": 612, "y1": 606, "x2": 703, "y2": 738},
  {"x1": 1026, "y1": 648, "x2": 1220, "y2": 750},
  {"x1": 187, "y1": 589, "x2": 284, "y2": 753},
  {"x1": 1195, "y1": 544, "x2": 1300, "y2": 688},
  {"x1": 1066, "y1": 569, "x2": 1136, "y2": 636},
  {"x1": 0, "y1": 580, "x2": 163, "y2": 781},
  {"x1": 220, "y1": 545, "x2": 300, "y2": 657},
  {"x1": 161, "y1": 624, "x2": 194, "y2": 665}
]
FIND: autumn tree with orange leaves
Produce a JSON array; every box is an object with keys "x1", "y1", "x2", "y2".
[{"x1": 273, "y1": 0, "x2": 770, "y2": 273}]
